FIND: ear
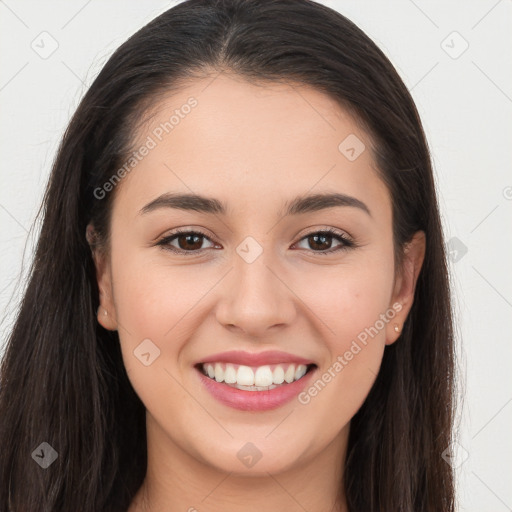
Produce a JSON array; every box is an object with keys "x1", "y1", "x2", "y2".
[
  {"x1": 86, "y1": 223, "x2": 118, "y2": 331},
  {"x1": 385, "y1": 230, "x2": 426, "y2": 345}
]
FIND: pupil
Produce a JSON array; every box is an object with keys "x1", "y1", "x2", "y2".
[
  {"x1": 180, "y1": 234, "x2": 201, "y2": 250},
  {"x1": 310, "y1": 234, "x2": 331, "y2": 250}
]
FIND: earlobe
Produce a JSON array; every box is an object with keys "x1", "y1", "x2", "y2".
[
  {"x1": 385, "y1": 230, "x2": 426, "y2": 345},
  {"x1": 95, "y1": 268, "x2": 118, "y2": 331},
  {"x1": 86, "y1": 223, "x2": 118, "y2": 331},
  {"x1": 97, "y1": 302, "x2": 117, "y2": 331}
]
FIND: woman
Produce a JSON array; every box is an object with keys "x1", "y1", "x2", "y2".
[{"x1": 0, "y1": 0, "x2": 456, "y2": 510}]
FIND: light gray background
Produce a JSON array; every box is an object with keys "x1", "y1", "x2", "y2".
[{"x1": 1, "y1": 1, "x2": 511, "y2": 510}]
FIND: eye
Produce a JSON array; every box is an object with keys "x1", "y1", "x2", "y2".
[
  {"x1": 293, "y1": 228, "x2": 355, "y2": 254},
  {"x1": 156, "y1": 227, "x2": 356, "y2": 256},
  {"x1": 156, "y1": 229, "x2": 217, "y2": 254}
]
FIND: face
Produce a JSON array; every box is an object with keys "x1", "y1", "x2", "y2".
[{"x1": 91, "y1": 73, "x2": 425, "y2": 476}]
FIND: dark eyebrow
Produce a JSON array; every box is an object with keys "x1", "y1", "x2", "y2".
[
  {"x1": 140, "y1": 192, "x2": 371, "y2": 217},
  {"x1": 140, "y1": 192, "x2": 226, "y2": 215},
  {"x1": 281, "y1": 192, "x2": 371, "y2": 217}
]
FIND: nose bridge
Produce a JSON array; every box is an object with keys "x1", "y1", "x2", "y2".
[{"x1": 215, "y1": 236, "x2": 295, "y2": 335}]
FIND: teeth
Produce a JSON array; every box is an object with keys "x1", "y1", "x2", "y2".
[
  {"x1": 273, "y1": 365, "x2": 285, "y2": 384},
  {"x1": 237, "y1": 365, "x2": 254, "y2": 386},
  {"x1": 284, "y1": 365, "x2": 295, "y2": 383},
  {"x1": 201, "y1": 362, "x2": 311, "y2": 387},
  {"x1": 224, "y1": 364, "x2": 237, "y2": 384},
  {"x1": 295, "y1": 364, "x2": 307, "y2": 380},
  {"x1": 254, "y1": 366, "x2": 273, "y2": 387},
  {"x1": 214, "y1": 363, "x2": 224, "y2": 382},
  {"x1": 232, "y1": 383, "x2": 278, "y2": 391}
]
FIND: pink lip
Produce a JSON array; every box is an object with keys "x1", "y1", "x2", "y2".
[
  {"x1": 196, "y1": 350, "x2": 314, "y2": 366},
  {"x1": 195, "y1": 365, "x2": 317, "y2": 412}
]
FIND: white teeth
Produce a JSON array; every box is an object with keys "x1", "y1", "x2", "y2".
[
  {"x1": 272, "y1": 365, "x2": 285, "y2": 384},
  {"x1": 294, "y1": 364, "x2": 307, "y2": 380},
  {"x1": 223, "y1": 364, "x2": 237, "y2": 384},
  {"x1": 236, "y1": 365, "x2": 255, "y2": 386},
  {"x1": 214, "y1": 363, "x2": 224, "y2": 382},
  {"x1": 232, "y1": 383, "x2": 278, "y2": 391},
  {"x1": 284, "y1": 365, "x2": 295, "y2": 383},
  {"x1": 201, "y1": 362, "x2": 312, "y2": 388},
  {"x1": 254, "y1": 365, "x2": 273, "y2": 387}
]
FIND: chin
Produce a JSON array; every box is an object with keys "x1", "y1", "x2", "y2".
[{"x1": 192, "y1": 435, "x2": 312, "y2": 476}]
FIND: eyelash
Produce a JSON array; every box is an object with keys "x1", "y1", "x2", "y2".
[{"x1": 156, "y1": 227, "x2": 356, "y2": 256}]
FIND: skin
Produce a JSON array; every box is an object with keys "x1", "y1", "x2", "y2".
[{"x1": 89, "y1": 72, "x2": 425, "y2": 512}]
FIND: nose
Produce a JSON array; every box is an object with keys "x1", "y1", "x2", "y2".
[{"x1": 215, "y1": 249, "x2": 297, "y2": 338}]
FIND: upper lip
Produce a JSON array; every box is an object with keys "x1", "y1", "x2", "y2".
[{"x1": 196, "y1": 350, "x2": 315, "y2": 367}]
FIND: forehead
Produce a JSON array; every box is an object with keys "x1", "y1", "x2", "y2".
[{"x1": 113, "y1": 73, "x2": 391, "y2": 223}]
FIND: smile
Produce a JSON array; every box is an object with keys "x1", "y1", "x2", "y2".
[
  {"x1": 199, "y1": 362, "x2": 314, "y2": 391},
  {"x1": 194, "y1": 351, "x2": 318, "y2": 411}
]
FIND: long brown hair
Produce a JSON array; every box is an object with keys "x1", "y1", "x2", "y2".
[{"x1": 0, "y1": 1, "x2": 456, "y2": 510}]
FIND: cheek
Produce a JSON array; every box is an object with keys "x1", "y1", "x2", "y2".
[
  {"x1": 304, "y1": 255, "x2": 395, "y2": 352},
  {"x1": 292, "y1": 259, "x2": 394, "y2": 438},
  {"x1": 110, "y1": 249, "x2": 215, "y2": 424},
  {"x1": 113, "y1": 246, "x2": 211, "y2": 324},
  {"x1": 110, "y1": 245, "x2": 216, "y2": 373},
  {"x1": 332, "y1": 276, "x2": 392, "y2": 351}
]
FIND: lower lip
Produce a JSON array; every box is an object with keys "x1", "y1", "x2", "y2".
[{"x1": 196, "y1": 366, "x2": 317, "y2": 411}]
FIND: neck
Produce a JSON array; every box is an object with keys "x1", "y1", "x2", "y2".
[{"x1": 128, "y1": 412, "x2": 349, "y2": 512}]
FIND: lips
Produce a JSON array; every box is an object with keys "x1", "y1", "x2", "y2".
[
  {"x1": 196, "y1": 350, "x2": 315, "y2": 367},
  {"x1": 193, "y1": 350, "x2": 318, "y2": 411}
]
